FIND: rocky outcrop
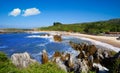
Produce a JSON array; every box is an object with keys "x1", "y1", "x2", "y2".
[
  {"x1": 101, "y1": 51, "x2": 120, "y2": 73},
  {"x1": 69, "y1": 41, "x2": 118, "y2": 72},
  {"x1": 52, "y1": 51, "x2": 89, "y2": 73},
  {"x1": 41, "y1": 49, "x2": 49, "y2": 64},
  {"x1": 10, "y1": 41, "x2": 118, "y2": 73},
  {"x1": 38, "y1": 42, "x2": 118, "y2": 73},
  {"x1": 53, "y1": 35, "x2": 62, "y2": 42},
  {"x1": 11, "y1": 52, "x2": 36, "y2": 68}
]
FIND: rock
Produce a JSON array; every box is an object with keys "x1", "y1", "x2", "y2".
[
  {"x1": 11, "y1": 52, "x2": 36, "y2": 68},
  {"x1": 79, "y1": 59, "x2": 89, "y2": 73},
  {"x1": 102, "y1": 51, "x2": 109, "y2": 58},
  {"x1": 74, "y1": 59, "x2": 81, "y2": 73},
  {"x1": 55, "y1": 57, "x2": 67, "y2": 72},
  {"x1": 88, "y1": 55, "x2": 94, "y2": 63},
  {"x1": 77, "y1": 52, "x2": 85, "y2": 59},
  {"x1": 52, "y1": 52, "x2": 67, "y2": 72},
  {"x1": 53, "y1": 35, "x2": 62, "y2": 42},
  {"x1": 84, "y1": 45, "x2": 97, "y2": 56},
  {"x1": 53, "y1": 51, "x2": 61, "y2": 57},
  {"x1": 64, "y1": 54, "x2": 74, "y2": 72},
  {"x1": 52, "y1": 52, "x2": 62, "y2": 62},
  {"x1": 93, "y1": 63, "x2": 109, "y2": 73},
  {"x1": 69, "y1": 42, "x2": 97, "y2": 56},
  {"x1": 113, "y1": 51, "x2": 120, "y2": 59},
  {"x1": 41, "y1": 49, "x2": 49, "y2": 64}
]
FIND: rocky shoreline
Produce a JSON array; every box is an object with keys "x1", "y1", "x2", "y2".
[
  {"x1": 10, "y1": 41, "x2": 120, "y2": 73},
  {"x1": 1, "y1": 32, "x2": 120, "y2": 73}
]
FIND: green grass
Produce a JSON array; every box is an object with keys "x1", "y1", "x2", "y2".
[{"x1": 21, "y1": 62, "x2": 66, "y2": 73}]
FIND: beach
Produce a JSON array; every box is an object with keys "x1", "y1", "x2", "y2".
[
  {"x1": 66, "y1": 32, "x2": 120, "y2": 48},
  {"x1": 26, "y1": 31, "x2": 120, "y2": 52},
  {"x1": 30, "y1": 31, "x2": 120, "y2": 48}
]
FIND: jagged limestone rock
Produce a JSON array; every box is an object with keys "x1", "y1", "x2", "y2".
[{"x1": 11, "y1": 52, "x2": 36, "y2": 68}]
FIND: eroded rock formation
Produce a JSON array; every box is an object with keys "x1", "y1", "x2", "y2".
[
  {"x1": 10, "y1": 42, "x2": 119, "y2": 73},
  {"x1": 41, "y1": 49, "x2": 49, "y2": 64},
  {"x1": 69, "y1": 41, "x2": 118, "y2": 73},
  {"x1": 11, "y1": 52, "x2": 36, "y2": 68}
]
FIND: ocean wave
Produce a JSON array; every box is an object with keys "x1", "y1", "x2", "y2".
[
  {"x1": 37, "y1": 43, "x2": 46, "y2": 47},
  {"x1": 26, "y1": 35, "x2": 53, "y2": 39},
  {"x1": 26, "y1": 31, "x2": 42, "y2": 34},
  {"x1": 75, "y1": 36, "x2": 120, "y2": 52}
]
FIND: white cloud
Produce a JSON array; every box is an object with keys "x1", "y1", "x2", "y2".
[
  {"x1": 22, "y1": 8, "x2": 41, "y2": 16},
  {"x1": 9, "y1": 8, "x2": 21, "y2": 16}
]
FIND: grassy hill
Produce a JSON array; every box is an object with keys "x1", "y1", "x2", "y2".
[{"x1": 37, "y1": 18, "x2": 120, "y2": 34}]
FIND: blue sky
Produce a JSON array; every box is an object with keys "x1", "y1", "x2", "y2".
[{"x1": 0, "y1": 0, "x2": 120, "y2": 28}]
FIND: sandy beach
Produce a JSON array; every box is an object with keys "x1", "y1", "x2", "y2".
[
  {"x1": 27, "y1": 31, "x2": 120, "y2": 52},
  {"x1": 66, "y1": 32, "x2": 120, "y2": 48},
  {"x1": 30, "y1": 31, "x2": 120, "y2": 48}
]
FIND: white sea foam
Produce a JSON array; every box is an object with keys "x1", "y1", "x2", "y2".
[
  {"x1": 64, "y1": 47, "x2": 79, "y2": 57},
  {"x1": 26, "y1": 35, "x2": 53, "y2": 39},
  {"x1": 37, "y1": 43, "x2": 46, "y2": 47},
  {"x1": 26, "y1": 31, "x2": 41, "y2": 34},
  {"x1": 74, "y1": 36, "x2": 120, "y2": 52}
]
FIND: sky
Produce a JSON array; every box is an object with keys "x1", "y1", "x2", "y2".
[{"x1": 0, "y1": 0, "x2": 120, "y2": 28}]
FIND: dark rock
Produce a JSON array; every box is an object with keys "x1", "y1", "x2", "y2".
[
  {"x1": 53, "y1": 35, "x2": 62, "y2": 42},
  {"x1": 53, "y1": 51, "x2": 61, "y2": 57}
]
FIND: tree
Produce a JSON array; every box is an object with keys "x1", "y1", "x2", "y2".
[{"x1": 53, "y1": 22, "x2": 62, "y2": 26}]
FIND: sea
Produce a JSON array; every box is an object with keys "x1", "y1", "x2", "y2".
[
  {"x1": 0, "y1": 32, "x2": 90, "y2": 62},
  {"x1": 0, "y1": 32, "x2": 120, "y2": 62}
]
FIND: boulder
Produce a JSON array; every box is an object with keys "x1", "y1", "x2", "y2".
[
  {"x1": 11, "y1": 52, "x2": 36, "y2": 68},
  {"x1": 53, "y1": 35, "x2": 62, "y2": 42}
]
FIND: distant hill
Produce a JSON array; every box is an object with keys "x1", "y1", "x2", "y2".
[
  {"x1": 37, "y1": 18, "x2": 120, "y2": 34},
  {"x1": 0, "y1": 28, "x2": 32, "y2": 33}
]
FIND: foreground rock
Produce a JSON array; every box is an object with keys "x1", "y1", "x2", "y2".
[
  {"x1": 11, "y1": 52, "x2": 36, "y2": 68},
  {"x1": 41, "y1": 49, "x2": 49, "y2": 64},
  {"x1": 69, "y1": 41, "x2": 120, "y2": 73}
]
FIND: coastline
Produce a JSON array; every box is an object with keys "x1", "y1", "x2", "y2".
[
  {"x1": 3, "y1": 30, "x2": 119, "y2": 52},
  {"x1": 66, "y1": 32, "x2": 120, "y2": 48},
  {"x1": 29, "y1": 31, "x2": 120, "y2": 51}
]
